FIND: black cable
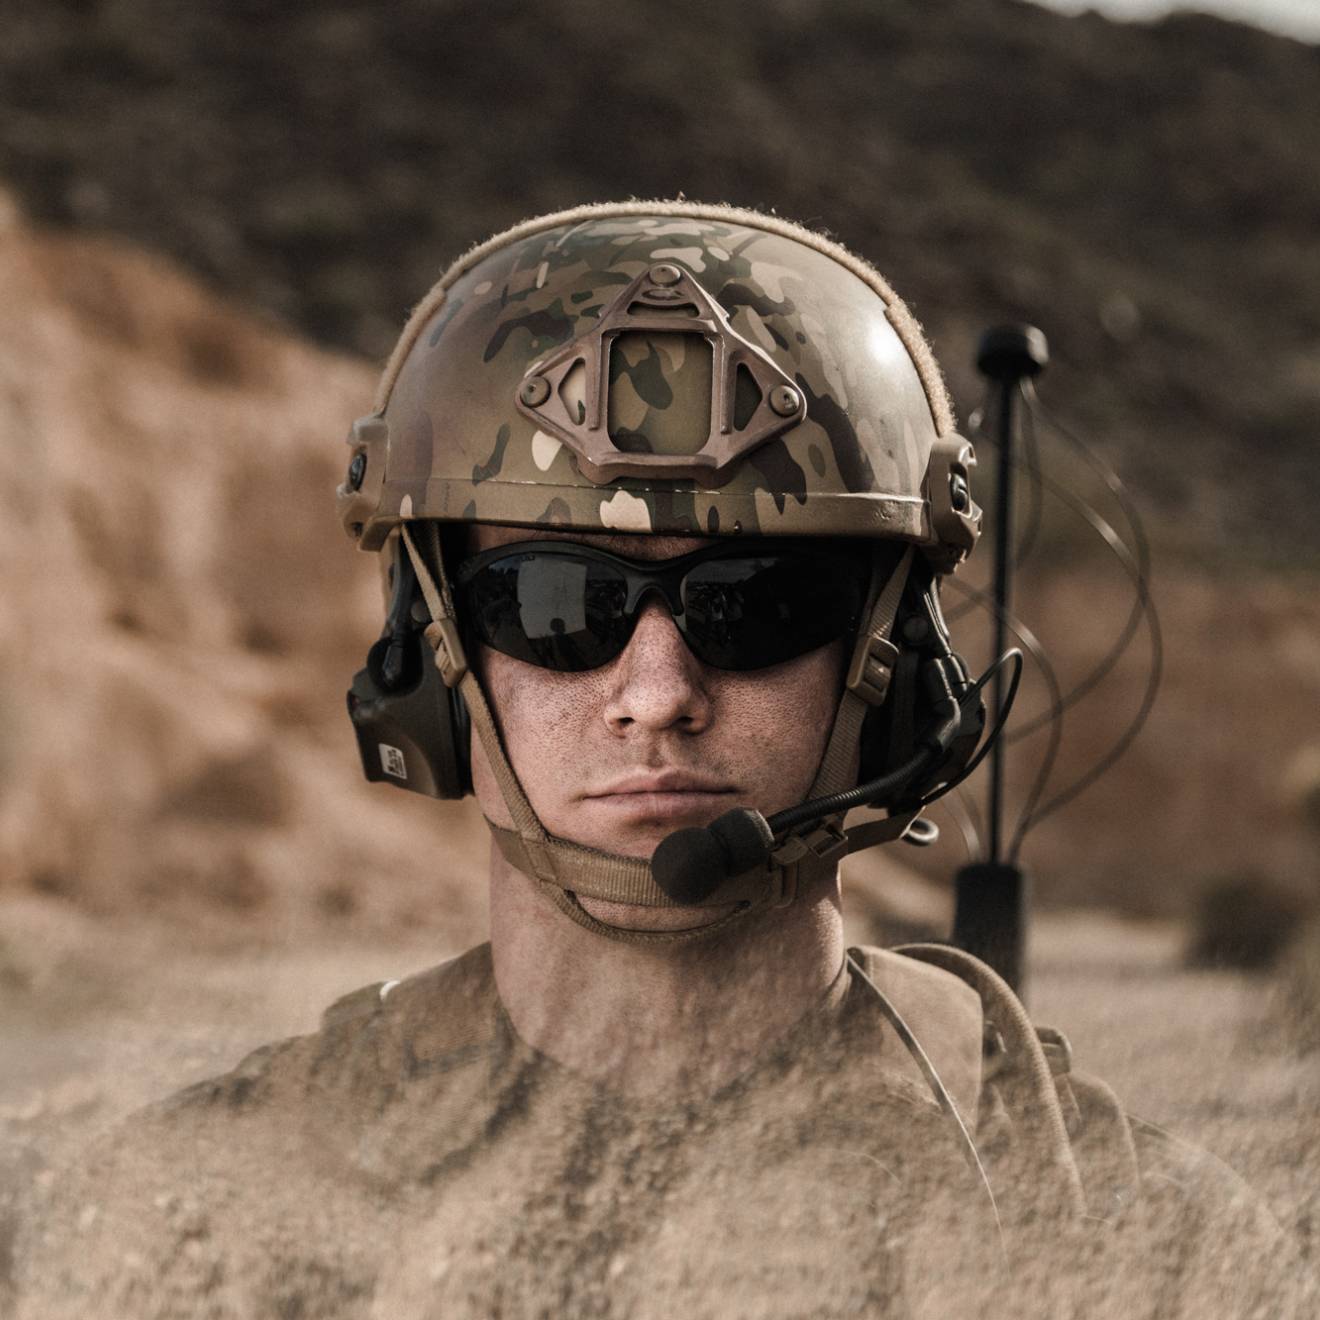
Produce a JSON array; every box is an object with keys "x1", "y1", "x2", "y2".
[
  {"x1": 989, "y1": 458, "x2": 1145, "y2": 743},
  {"x1": 955, "y1": 784, "x2": 986, "y2": 856},
  {"x1": 912, "y1": 649, "x2": 1025, "y2": 810},
  {"x1": 1015, "y1": 613, "x2": 1162, "y2": 840},
  {"x1": 955, "y1": 382, "x2": 1155, "y2": 747},
  {"x1": 940, "y1": 789, "x2": 982, "y2": 860},
  {"x1": 1006, "y1": 385, "x2": 1165, "y2": 848},
  {"x1": 939, "y1": 579, "x2": 1064, "y2": 855},
  {"x1": 1024, "y1": 379, "x2": 1151, "y2": 574},
  {"x1": 1001, "y1": 389, "x2": 1154, "y2": 743}
]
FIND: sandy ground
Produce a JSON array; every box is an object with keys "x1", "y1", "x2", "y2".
[
  {"x1": 3, "y1": 895, "x2": 1316, "y2": 1251},
  {"x1": 1029, "y1": 913, "x2": 1320, "y2": 1244}
]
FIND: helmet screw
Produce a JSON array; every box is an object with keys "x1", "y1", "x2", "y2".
[
  {"x1": 768, "y1": 384, "x2": 802, "y2": 417},
  {"x1": 949, "y1": 472, "x2": 971, "y2": 513},
  {"x1": 519, "y1": 375, "x2": 551, "y2": 407},
  {"x1": 649, "y1": 263, "x2": 682, "y2": 287},
  {"x1": 347, "y1": 452, "x2": 367, "y2": 491}
]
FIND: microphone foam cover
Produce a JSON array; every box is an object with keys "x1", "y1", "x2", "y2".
[
  {"x1": 707, "y1": 809, "x2": 775, "y2": 876},
  {"x1": 650, "y1": 827, "x2": 728, "y2": 905}
]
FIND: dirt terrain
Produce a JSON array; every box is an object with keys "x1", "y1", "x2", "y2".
[{"x1": 0, "y1": 200, "x2": 489, "y2": 941}]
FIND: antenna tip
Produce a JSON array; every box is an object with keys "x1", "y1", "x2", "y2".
[{"x1": 976, "y1": 324, "x2": 1049, "y2": 381}]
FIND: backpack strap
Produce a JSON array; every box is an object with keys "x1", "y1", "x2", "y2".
[
  {"x1": 895, "y1": 942, "x2": 1088, "y2": 1221},
  {"x1": 846, "y1": 945, "x2": 983, "y2": 1120}
]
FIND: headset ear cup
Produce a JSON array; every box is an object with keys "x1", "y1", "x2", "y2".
[
  {"x1": 858, "y1": 702, "x2": 885, "y2": 785},
  {"x1": 857, "y1": 645, "x2": 984, "y2": 804},
  {"x1": 346, "y1": 634, "x2": 473, "y2": 800},
  {"x1": 449, "y1": 685, "x2": 473, "y2": 797}
]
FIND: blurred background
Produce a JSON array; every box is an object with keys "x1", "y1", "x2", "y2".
[{"x1": 1, "y1": 0, "x2": 1318, "y2": 1260}]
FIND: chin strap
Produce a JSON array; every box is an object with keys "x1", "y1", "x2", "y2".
[{"x1": 399, "y1": 524, "x2": 915, "y2": 942}]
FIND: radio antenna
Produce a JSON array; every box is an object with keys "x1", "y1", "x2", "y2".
[{"x1": 951, "y1": 324, "x2": 1048, "y2": 997}]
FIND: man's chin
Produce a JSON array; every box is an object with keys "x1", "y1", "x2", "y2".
[
  {"x1": 572, "y1": 796, "x2": 742, "y2": 853},
  {"x1": 581, "y1": 804, "x2": 754, "y2": 860}
]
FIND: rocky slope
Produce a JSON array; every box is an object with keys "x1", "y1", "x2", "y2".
[
  {"x1": 2, "y1": 0, "x2": 1317, "y2": 566},
  {"x1": 0, "y1": 202, "x2": 1315, "y2": 926},
  {"x1": 0, "y1": 203, "x2": 488, "y2": 938}
]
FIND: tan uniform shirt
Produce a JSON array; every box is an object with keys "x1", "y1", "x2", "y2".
[{"x1": 10, "y1": 944, "x2": 1300, "y2": 1319}]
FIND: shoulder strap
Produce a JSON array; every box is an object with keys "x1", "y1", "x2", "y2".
[
  {"x1": 847, "y1": 944, "x2": 982, "y2": 1120},
  {"x1": 846, "y1": 945, "x2": 1006, "y2": 1254},
  {"x1": 1063, "y1": 1070, "x2": 1142, "y2": 1221},
  {"x1": 895, "y1": 942, "x2": 1087, "y2": 1220}
]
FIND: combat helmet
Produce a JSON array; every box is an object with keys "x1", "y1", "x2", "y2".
[{"x1": 337, "y1": 202, "x2": 984, "y2": 941}]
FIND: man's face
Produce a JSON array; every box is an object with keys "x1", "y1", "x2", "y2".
[{"x1": 466, "y1": 524, "x2": 849, "y2": 903}]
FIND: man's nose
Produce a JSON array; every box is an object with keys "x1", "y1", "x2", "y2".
[{"x1": 602, "y1": 599, "x2": 712, "y2": 736}]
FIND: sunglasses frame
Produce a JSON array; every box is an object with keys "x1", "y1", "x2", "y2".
[{"x1": 452, "y1": 537, "x2": 875, "y2": 673}]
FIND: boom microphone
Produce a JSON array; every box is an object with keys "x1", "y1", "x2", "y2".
[
  {"x1": 649, "y1": 653, "x2": 1011, "y2": 905},
  {"x1": 650, "y1": 809, "x2": 776, "y2": 905},
  {"x1": 649, "y1": 750, "x2": 936, "y2": 904}
]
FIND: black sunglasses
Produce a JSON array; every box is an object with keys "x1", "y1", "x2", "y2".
[{"x1": 452, "y1": 539, "x2": 874, "y2": 674}]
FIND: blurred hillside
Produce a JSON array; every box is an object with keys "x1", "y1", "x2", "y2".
[
  {"x1": 1, "y1": 0, "x2": 1318, "y2": 929},
  {"x1": 0, "y1": 204, "x2": 1315, "y2": 925},
  {"x1": 2, "y1": 0, "x2": 1318, "y2": 568},
  {"x1": 0, "y1": 204, "x2": 488, "y2": 940}
]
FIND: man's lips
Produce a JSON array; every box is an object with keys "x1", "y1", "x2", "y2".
[
  {"x1": 582, "y1": 771, "x2": 739, "y2": 820},
  {"x1": 584, "y1": 770, "x2": 738, "y2": 798}
]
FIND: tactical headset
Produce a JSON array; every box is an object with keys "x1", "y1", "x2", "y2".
[{"x1": 345, "y1": 529, "x2": 987, "y2": 854}]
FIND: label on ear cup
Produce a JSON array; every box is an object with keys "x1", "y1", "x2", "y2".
[{"x1": 379, "y1": 744, "x2": 408, "y2": 780}]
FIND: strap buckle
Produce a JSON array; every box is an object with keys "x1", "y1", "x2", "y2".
[
  {"x1": 424, "y1": 617, "x2": 469, "y2": 688},
  {"x1": 1036, "y1": 1025, "x2": 1074, "y2": 1077},
  {"x1": 845, "y1": 633, "x2": 900, "y2": 707},
  {"x1": 764, "y1": 822, "x2": 849, "y2": 908},
  {"x1": 771, "y1": 821, "x2": 849, "y2": 869}
]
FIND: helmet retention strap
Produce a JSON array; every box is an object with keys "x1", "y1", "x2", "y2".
[
  {"x1": 809, "y1": 545, "x2": 914, "y2": 802},
  {"x1": 398, "y1": 524, "x2": 913, "y2": 939},
  {"x1": 401, "y1": 524, "x2": 544, "y2": 844}
]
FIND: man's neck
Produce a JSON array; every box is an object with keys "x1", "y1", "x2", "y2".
[{"x1": 488, "y1": 841, "x2": 846, "y2": 1097}]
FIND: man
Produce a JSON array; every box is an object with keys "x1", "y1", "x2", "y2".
[{"x1": 13, "y1": 203, "x2": 1294, "y2": 1318}]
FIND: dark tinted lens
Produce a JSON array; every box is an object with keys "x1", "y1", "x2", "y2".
[
  {"x1": 680, "y1": 553, "x2": 866, "y2": 670},
  {"x1": 461, "y1": 553, "x2": 631, "y2": 672}
]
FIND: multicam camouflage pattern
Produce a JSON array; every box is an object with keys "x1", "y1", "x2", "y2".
[
  {"x1": 512, "y1": 261, "x2": 808, "y2": 484},
  {"x1": 337, "y1": 205, "x2": 980, "y2": 563},
  {"x1": 608, "y1": 329, "x2": 714, "y2": 454}
]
